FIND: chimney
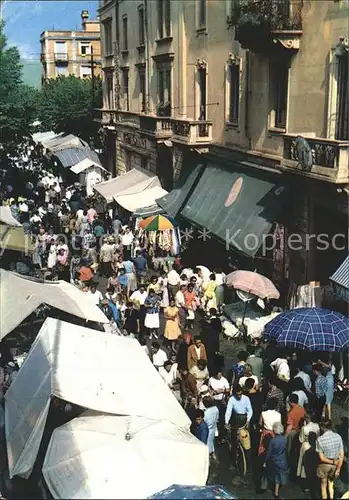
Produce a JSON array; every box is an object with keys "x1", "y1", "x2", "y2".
[{"x1": 81, "y1": 10, "x2": 89, "y2": 29}]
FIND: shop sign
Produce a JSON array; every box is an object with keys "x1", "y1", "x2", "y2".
[{"x1": 123, "y1": 133, "x2": 146, "y2": 150}]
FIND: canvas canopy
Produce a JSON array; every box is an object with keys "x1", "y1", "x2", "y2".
[
  {"x1": 43, "y1": 412, "x2": 208, "y2": 499},
  {"x1": 44, "y1": 134, "x2": 87, "y2": 152},
  {"x1": 0, "y1": 206, "x2": 22, "y2": 227},
  {"x1": 5, "y1": 318, "x2": 190, "y2": 479},
  {"x1": 52, "y1": 147, "x2": 101, "y2": 169},
  {"x1": 32, "y1": 131, "x2": 61, "y2": 145},
  {"x1": 116, "y1": 186, "x2": 168, "y2": 212},
  {"x1": 0, "y1": 226, "x2": 34, "y2": 254},
  {"x1": 70, "y1": 158, "x2": 108, "y2": 175},
  {"x1": 0, "y1": 270, "x2": 108, "y2": 339},
  {"x1": 93, "y1": 168, "x2": 160, "y2": 203}
]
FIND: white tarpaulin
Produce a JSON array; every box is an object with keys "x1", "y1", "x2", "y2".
[
  {"x1": 43, "y1": 412, "x2": 208, "y2": 499},
  {"x1": 5, "y1": 318, "x2": 190, "y2": 479},
  {"x1": 70, "y1": 158, "x2": 108, "y2": 175},
  {"x1": 0, "y1": 206, "x2": 22, "y2": 227},
  {"x1": 0, "y1": 270, "x2": 108, "y2": 339},
  {"x1": 116, "y1": 186, "x2": 168, "y2": 212},
  {"x1": 32, "y1": 131, "x2": 61, "y2": 145},
  {"x1": 93, "y1": 168, "x2": 160, "y2": 203}
]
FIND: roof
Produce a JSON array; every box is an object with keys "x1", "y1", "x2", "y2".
[
  {"x1": 52, "y1": 147, "x2": 101, "y2": 168},
  {"x1": 31, "y1": 131, "x2": 60, "y2": 144},
  {"x1": 44, "y1": 134, "x2": 88, "y2": 152},
  {"x1": 116, "y1": 186, "x2": 168, "y2": 212},
  {"x1": 156, "y1": 164, "x2": 205, "y2": 217},
  {"x1": 0, "y1": 269, "x2": 108, "y2": 339},
  {"x1": 94, "y1": 168, "x2": 160, "y2": 203},
  {"x1": 0, "y1": 206, "x2": 22, "y2": 227},
  {"x1": 330, "y1": 256, "x2": 349, "y2": 290},
  {"x1": 70, "y1": 158, "x2": 108, "y2": 174},
  {"x1": 5, "y1": 317, "x2": 191, "y2": 479},
  {"x1": 180, "y1": 163, "x2": 286, "y2": 257},
  {"x1": 132, "y1": 204, "x2": 164, "y2": 218},
  {"x1": 0, "y1": 226, "x2": 34, "y2": 254}
]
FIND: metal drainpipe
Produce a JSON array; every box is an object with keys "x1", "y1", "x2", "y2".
[
  {"x1": 144, "y1": 0, "x2": 151, "y2": 113},
  {"x1": 114, "y1": 0, "x2": 121, "y2": 112},
  {"x1": 244, "y1": 50, "x2": 251, "y2": 149}
]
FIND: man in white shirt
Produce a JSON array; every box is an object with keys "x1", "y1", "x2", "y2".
[
  {"x1": 209, "y1": 372, "x2": 230, "y2": 401},
  {"x1": 121, "y1": 227, "x2": 134, "y2": 247},
  {"x1": 167, "y1": 269, "x2": 181, "y2": 299},
  {"x1": 151, "y1": 342, "x2": 168, "y2": 375},
  {"x1": 295, "y1": 367, "x2": 312, "y2": 391},
  {"x1": 86, "y1": 283, "x2": 103, "y2": 305},
  {"x1": 270, "y1": 357, "x2": 290, "y2": 382},
  {"x1": 130, "y1": 286, "x2": 148, "y2": 306}
]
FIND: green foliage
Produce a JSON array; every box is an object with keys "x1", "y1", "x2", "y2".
[
  {"x1": 38, "y1": 75, "x2": 102, "y2": 142},
  {"x1": 0, "y1": 20, "x2": 39, "y2": 145}
]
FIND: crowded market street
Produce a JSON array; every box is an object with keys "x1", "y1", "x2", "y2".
[
  {"x1": 1, "y1": 1, "x2": 349, "y2": 498},
  {"x1": 0, "y1": 142, "x2": 348, "y2": 500}
]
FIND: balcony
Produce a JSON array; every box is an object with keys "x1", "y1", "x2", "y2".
[
  {"x1": 171, "y1": 118, "x2": 213, "y2": 146},
  {"x1": 282, "y1": 134, "x2": 349, "y2": 183},
  {"x1": 232, "y1": 0, "x2": 303, "y2": 54},
  {"x1": 139, "y1": 115, "x2": 172, "y2": 139},
  {"x1": 116, "y1": 111, "x2": 140, "y2": 129},
  {"x1": 54, "y1": 52, "x2": 68, "y2": 62}
]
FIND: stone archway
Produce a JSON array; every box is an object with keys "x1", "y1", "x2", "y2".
[{"x1": 156, "y1": 143, "x2": 174, "y2": 191}]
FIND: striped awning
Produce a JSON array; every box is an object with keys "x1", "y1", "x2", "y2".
[
  {"x1": 52, "y1": 147, "x2": 101, "y2": 168},
  {"x1": 330, "y1": 255, "x2": 349, "y2": 296}
]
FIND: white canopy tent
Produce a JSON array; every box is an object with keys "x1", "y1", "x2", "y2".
[
  {"x1": 116, "y1": 185, "x2": 168, "y2": 212},
  {"x1": 31, "y1": 131, "x2": 61, "y2": 145},
  {"x1": 0, "y1": 270, "x2": 108, "y2": 339},
  {"x1": 43, "y1": 412, "x2": 209, "y2": 499},
  {"x1": 93, "y1": 168, "x2": 161, "y2": 204},
  {"x1": 70, "y1": 159, "x2": 109, "y2": 196},
  {"x1": 0, "y1": 206, "x2": 22, "y2": 227},
  {"x1": 5, "y1": 318, "x2": 190, "y2": 479}
]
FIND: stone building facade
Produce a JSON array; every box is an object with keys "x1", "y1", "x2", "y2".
[{"x1": 40, "y1": 10, "x2": 101, "y2": 83}]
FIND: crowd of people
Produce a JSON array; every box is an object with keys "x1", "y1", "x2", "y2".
[{"x1": 1, "y1": 163, "x2": 347, "y2": 500}]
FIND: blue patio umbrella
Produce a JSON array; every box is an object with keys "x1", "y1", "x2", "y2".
[
  {"x1": 264, "y1": 307, "x2": 349, "y2": 352},
  {"x1": 149, "y1": 485, "x2": 236, "y2": 499}
]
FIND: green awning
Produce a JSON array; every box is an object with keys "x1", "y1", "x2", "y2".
[
  {"x1": 156, "y1": 164, "x2": 204, "y2": 217},
  {"x1": 180, "y1": 163, "x2": 286, "y2": 257}
]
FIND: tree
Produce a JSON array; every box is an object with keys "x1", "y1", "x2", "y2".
[
  {"x1": 0, "y1": 20, "x2": 39, "y2": 146},
  {"x1": 38, "y1": 75, "x2": 102, "y2": 142}
]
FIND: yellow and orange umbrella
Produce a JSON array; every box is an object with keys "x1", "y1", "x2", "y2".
[{"x1": 139, "y1": 215, "x2": 176, "y2": 231}]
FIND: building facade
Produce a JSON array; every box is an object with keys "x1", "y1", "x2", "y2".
[
  {"x1": 40, "y1": 10, "x2": 101, "y2": 83},
  {"x1": 99, "y1": 0, "x2": 348, "y2": 288}
]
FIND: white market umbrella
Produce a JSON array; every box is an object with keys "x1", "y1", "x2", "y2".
[{"x1": 43, "y1": 412, "x2": 209, "y2": 499}]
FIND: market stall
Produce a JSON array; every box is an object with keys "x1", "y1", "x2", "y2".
[
  {"x1": 70, "y1": 158, "x2": 109, "y2": 196},
  {"x1": 5, "y1": 317, "x2": 190, "y2": 479}
]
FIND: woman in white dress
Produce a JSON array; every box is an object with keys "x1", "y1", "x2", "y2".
[{"x1": 47, "y1": 239, "x2": 57, "y2": 269}]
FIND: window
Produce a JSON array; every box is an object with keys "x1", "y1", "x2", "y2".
[
  {"x1": 197, "y1": 67, "x2": 207, "y2": 120},
  {"x1": 122, "y1": 16, "x2": 128, "y2": 51},
  {"x1": 125, "y1": 149, "x2": 132, "y2": 172},
  {"x1": 121, "y1": 69, "x2": 129, "y2": 111},
  {"x1": 138, "y1": 6, "x2": 145, "y2": 46},
  {"x1": 80, "y1": 42, "x2": 91, "y2": 56},
  {"x1": 335, "y1": 54, "x2": 348, "y2": 140},
  {"x1": 270, "y1": 61, "x2": 289, "y2": 130},
  {"x1": 105, "y1": 72, "x2": 114, "y2": 109},
  {"x1": 55, "y1": 65, "x2": 68, "y2": 77},
  {"x1": 54, "y1": 41, "x2": 67, "y2": 54},
  {"x1": 103, "y1": 19, "x2": 113, "y2": 55},
  {"x1": 157, "y1": 65, "x2": 171, "y2": 116},
  {"x1": 198, "y1": 0, "x2": 206, "y2": 29},
  {"x1": 139, "y1": 68, "x2": 146, "y2": 112},
  {"x1": 228, "y1": 60, "x2": 240, "y2": 124},
  {"x1": 157, "y1": 0, "x2": 171, "y2": 39},
  {"x1": 81, "y1": 65, "x2": 92, "y2": 79},
  {"x1": 141, "y1": 156, "x2": 149, "y2": 170}
]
